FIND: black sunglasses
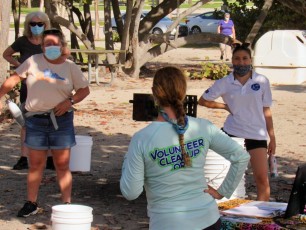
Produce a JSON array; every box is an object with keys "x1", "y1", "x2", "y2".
[
  {"x1": 43, "y1": 29, "x2": 63, "y2": 36},
  {"x1": 29, "y1": 22, "x2": 45, "y2": 27},
  {"x1": 231, "y1": 42, "x2": 250, "y2": 49}
]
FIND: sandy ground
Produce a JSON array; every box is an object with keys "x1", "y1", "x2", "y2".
[{"x1": 0, "y1": 48, "x2": 306, "y2": 229}]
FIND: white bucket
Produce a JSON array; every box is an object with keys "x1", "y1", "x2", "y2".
[
  {"x1": 51, "y1": 204, "x2": 93, "y2": 230},
  {"x1": 204, "y1": 137, "x2": 246, "y2": 201},
  {"x1": 69, "y1": 135, "x2": 93, "y2": 172}
]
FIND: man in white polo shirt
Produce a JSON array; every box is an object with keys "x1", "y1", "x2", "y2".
[{"x1": 198, "y1": 44, "x2": 276, "y2": 201}]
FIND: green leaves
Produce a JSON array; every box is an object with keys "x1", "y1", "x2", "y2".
[
  {"x1": 188, "y1": 62, "x2": 230, "y2": 80},
  {"x1": 200, "y1": 62, "x2": 231, "y2": 80}
]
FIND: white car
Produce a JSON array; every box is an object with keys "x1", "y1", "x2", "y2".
[
  {"x1": 111, "y1": 12, "x2": 189, "y2": 37},
  {"x1": 186, "y1": 11, "x2": 224, "y2": 34}
]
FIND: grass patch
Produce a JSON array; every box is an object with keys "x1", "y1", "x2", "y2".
[{"x1": 19, "y1": 7, "x2": 40, "y2": 14}]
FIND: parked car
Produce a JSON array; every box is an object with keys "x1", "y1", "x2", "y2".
[
  {"x1": 186, "y1": 11, "x2": 225, "y2": 34},
  {"x1": 111, "y1": 12, "x2": 189, "y2": 37}
]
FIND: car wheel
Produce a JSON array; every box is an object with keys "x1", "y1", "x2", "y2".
[
  {"x1": 191, "y1": 26, "x2": 202, "y2": 34},
  {"x1": 152, "y1": 28, "x2": 163, "y2": 35}
]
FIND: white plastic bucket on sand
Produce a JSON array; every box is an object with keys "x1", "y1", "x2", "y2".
[
  {"x1": 69, "y1": 135, "x2": 93, "y2": 172},
  {"x1": 204, "y1": 137, "x2": 246, "y2": 202},
  {"x1": 51, "y1": 204, "x2": 93, "y2": 230}
]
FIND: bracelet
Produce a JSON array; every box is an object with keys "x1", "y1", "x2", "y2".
[{"x1": 69, "y1": 97, "x2": 75, "y2": 105}]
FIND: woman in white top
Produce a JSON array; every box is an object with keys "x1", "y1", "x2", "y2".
[{"x1": 198, "y1": 44, "x2": 276, "y2": 201}]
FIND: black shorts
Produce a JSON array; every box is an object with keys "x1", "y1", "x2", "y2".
[{"x1": 221, "y1": 128, "x2": 267, "y2": 151}]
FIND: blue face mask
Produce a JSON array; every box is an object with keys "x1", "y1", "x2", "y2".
[
  {"x1": 44, "y1": 46, "x2": 62, "y2": 60},
  {"x1": 233, "y1": 64, "x2": 252, "y2": 77},
  {"x1": 30, "y1": 25, "x2": 44, "y2": 35}
]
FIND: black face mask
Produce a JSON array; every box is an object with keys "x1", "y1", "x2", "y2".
[{"x1": 233, "y1": 65, "x2": 252, "y2": 77}]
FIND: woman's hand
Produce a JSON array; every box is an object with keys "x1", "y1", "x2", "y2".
[
  {"x1": 267, "y1": 137, "x2": 276, "y2": 155},
  {"x1": 204, "y1": 185, "x2": 224, "y2": 200},
  {"x1": 54, "y1": 99, "x2": 72, "y2": 116}
]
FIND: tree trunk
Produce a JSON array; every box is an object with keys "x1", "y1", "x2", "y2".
[
  {"x1": 83, "y1": 3, "x2": 95, "y2": 48},
  {"x1": 40, "y1": 0, "x2": 44, "y2": 11},
  {"x1": 245, "y1": 0, "x2": 274, "y2": 46},
  {"x1": 45, "y1": 0, "x2": 61, "y2": 29},
  {"x1": 123, "y1": 0, "x2": 216, "y2": 78},
  {"x1": 104, "y1": 0, "x2": 113, "y2": 50},
  {"x1": 130, "y1": 0, "x2": 145, "y2": 78},
  {"x1": 118, "y1": 0, "x2": 133, "y2": 69},
  {"x1": 46, "y1": 0, "x2": 93, "y2": 49},
  {"x1": 27, "y1": 0, "x2": 31, "y2": 8},
  {"x1": 112, "y1": 0, "x2": 124, "y2": 40},
  {"x1": 65, "y1": 0, "x2": 83, "y2": 62},
  {"x1": 94, "y1": 0, "x2": 100, "y2": 40},
  {"x1": 104, "y1": 0, "x2": 116, "y2": 65},
  {"x1": 12, "y1": 0, "x2": 21, "y2": 40},
  {"x1": 0, "y1": 0, "x2": 12, "y2": 82}
]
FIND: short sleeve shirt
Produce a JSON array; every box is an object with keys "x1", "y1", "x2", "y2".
[
  {"x1": 218, "y1": 20, "x2": 234, "y2": 36},
  {"x1": 10, "y1": 36, "x2": 43, "y2": 63},
  {"x1": 120, "y1": 117, "x2": 250, "y2": 229},
  {"x1": 15, "y1": 53, "x2": 88, "y2": 112},
  {"x1": 202, "y1": 71, "x2": 273, "y2": 140}
]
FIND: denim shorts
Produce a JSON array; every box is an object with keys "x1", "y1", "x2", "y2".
[{"x1": 25, "y1": 111, "x2": 76, "y2": 150}]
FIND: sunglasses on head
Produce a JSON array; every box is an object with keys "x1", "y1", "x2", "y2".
[
  {"x1": 231, "y1": 42, "x2": 250, "y2": 49},
  {"x1": 43, "y1": 29, "x2": 63, "y2": 36},
  {"x1": 29, "y1": 22, "x2": 45, "y2": 27}
]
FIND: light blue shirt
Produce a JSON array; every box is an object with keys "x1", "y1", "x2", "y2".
[{"x1": 120, "y1": 117, "x2": 250, "y2": 230}]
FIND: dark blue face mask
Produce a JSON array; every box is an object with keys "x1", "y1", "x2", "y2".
[
  {"x1": 233, "y1": 64, "x2": 252, "y2": 77},
  {"x1": 160, "y1": 110, "x2": 189, "y2": 135}
]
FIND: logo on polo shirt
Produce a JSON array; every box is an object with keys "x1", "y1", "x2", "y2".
[
  {"x1": 205, "y1": 89, "x2": 210, "y2": 93},
  {"x1": 251, "y1": 83, "x2": 260, "y2": 91}
]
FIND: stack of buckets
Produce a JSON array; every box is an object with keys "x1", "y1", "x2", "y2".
[
  {"x1": 69, "y1": 135, "x2": 93, "y2": 172},
  {"x1": 204, "y1": 137, "x2": 247, "y2": 202},
  {"x1": 51, "y1": 204, "x2": 93, "y2": 230}
]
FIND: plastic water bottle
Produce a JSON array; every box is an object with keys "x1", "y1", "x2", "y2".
[
  {"x1": 6, "y1": 99, "x2": 25, "y2": 127},
  {"x1": 268, "y1": 154, "x2": 278, "y2": 178}
]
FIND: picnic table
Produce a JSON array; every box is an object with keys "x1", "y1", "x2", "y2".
[{"x1": 70, "y1": 49, "x2": 126, "y2": 86}]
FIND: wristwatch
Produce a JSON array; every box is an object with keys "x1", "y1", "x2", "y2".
[{"x1": 69, "y1": 97, "x2": 75, "y2": 105}]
